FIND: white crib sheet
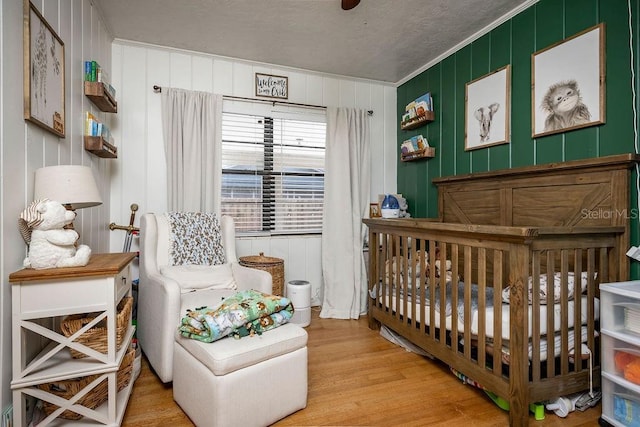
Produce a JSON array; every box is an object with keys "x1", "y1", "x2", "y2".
[{"x1": 381, "y1": 293, "x2": 599, "y2": 340}]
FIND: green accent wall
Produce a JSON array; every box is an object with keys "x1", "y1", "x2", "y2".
[{"x1": 397, "y1": 0, "x2": 640, "y2": 278}]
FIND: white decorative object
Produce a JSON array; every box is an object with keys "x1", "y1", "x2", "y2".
[
  {"x1": 381, "y1": 194, "x2": 400, "y2": 218},
  {"x1": 287, "y1": 280, "x2": 311, "y2": 327},
  {"x1": 397, "y1": 194, "x2": 411, "y2": 218},
  {"x1": 19, "y1": 199, "x2": 91, "y2": 269}
]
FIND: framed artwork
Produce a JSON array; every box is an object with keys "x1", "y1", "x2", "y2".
[
  {"x1": 464, "y1": 65, "x2": 511, "y2": 151},
  {"x1": 255, "y1": 73, "x2": 288, "y2": 99},
  {"x1": 532, "y1": 23, "x2": 605, "y2": 138},
  {"x1": 23, "y1": 0, "x2": 65, "y2": 137},
  {"x1": 369, "y1": 203, "x2": 381, "y2": 218}
]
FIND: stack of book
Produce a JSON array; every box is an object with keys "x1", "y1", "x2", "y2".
[
  {"x1": 85, "y1": 112, "x2": 112, "y2": 143},
  {"x1": 402, "y1": 92, "x2": 433, "y2": 123},
  {"x1": 84, "y1": 60, "x2": 116, "y2": 99}
]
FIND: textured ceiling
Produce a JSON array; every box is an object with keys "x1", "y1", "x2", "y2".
[{"x1": 94, "y1": 0, "x2": 531, "y2": 83}]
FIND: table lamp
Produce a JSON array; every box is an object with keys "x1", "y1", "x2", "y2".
[{"x1": 34, "y1": 165, "x2": 103, "y2": 219}]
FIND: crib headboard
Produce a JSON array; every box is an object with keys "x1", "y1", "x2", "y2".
[
  {"x1": 434, "y1": 154, "x2": 639, "y2": 227},
  {"x1": 433, "y1": 154, "x2": 640, "y2": 278}
]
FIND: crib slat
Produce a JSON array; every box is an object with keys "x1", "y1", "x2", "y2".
[
  {"x1": 530, "y1": 251, "x2": 541, "y2": 381},
  {"x1": 573, "y1": 249, "x2": 583, "y2": 372},
  {"x1": 428, "y1": 240, "x2": 437, "y2": 339},
  {"x1": 492, "y1": 249, "x2": 503, "y2": 374},
  {"x1": 463, "y1": 245, "x2": 472, "y2": 360},
  {"x1": 450, "y1": 243, "x2": 459, "y2": 349},
  {"x1": 560, "y1": 250, "x2": 570, "y2": 375},
  {"x1": 401, "y1": 235, "x2": 409, "y2": 325},
  {"x1": 439, "y1": 243, "x2": 448, "y2": 344},
  {"x1": 477, "y1": 247, "x2": 487, "y2": 370},
  {"x1": 587, "y1": 248, "x2": 596, "y2": 361},
  {"x1": 546, "y1": 251, "x2": 555, "y2": 375}
]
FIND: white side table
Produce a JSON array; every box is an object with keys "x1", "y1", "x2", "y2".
[{"x1": 9, "y1": 252, "x2": 137, "y2": 426}]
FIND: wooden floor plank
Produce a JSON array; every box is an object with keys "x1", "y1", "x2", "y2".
[{"x1": 122, "y1": 309, "x2": 601, "y2": 426}]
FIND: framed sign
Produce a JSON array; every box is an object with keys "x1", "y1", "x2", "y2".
[
  {"x1": 255, "y1": 73, "x2": 288, "y2": 99},
  {"x1": 464, "y1": 65, "x2": 511, "y2": 151},
  {"x1": 532, "y1": 23, "x2": 605, "y2": 138},
  {"x1": 24, "y1": 0, "x2": 65, "y2": 137}
]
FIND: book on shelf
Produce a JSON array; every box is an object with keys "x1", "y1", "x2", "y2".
[
  {"x1": 83, "y1": 60, "x2": 106, "y2": 82},
  {"x1": 84, "y1": 61, "x2": 92, "y2": 82},
  {"x1": 85, "y1": 111, "x2": 111, "y2": 140},
  {"x1": 84, "y1": 60, "x2": 117, "y2": 100},
  {"x1": 84, "y1": 60, "x2": 100, "y2": 82},
  {"x1": 402, "y1": 92, "x2": 434, "y2": 124},
  {"x1": 85, "y1": 111, "x2": 98, "y2": 135},
  {"x1": 105, "y1": 83, "x2": 117, "y2": 99},
  {"x1": 400, "y1": 135, "x2": 429, "y2": 155}
]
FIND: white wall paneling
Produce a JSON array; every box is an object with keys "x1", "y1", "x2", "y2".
[
  {"x1": 0, "y1": 0, "x2": 113, "y2": 416},
  {"x1": 109, "y1": 40, "x2": 397, "y2": 305}
]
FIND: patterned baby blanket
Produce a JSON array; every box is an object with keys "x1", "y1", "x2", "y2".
[
  {"x1": 167, "y1": 212, "x2": 225, "y2": 266},
  {"x1": 178, "y1": 290, "x2": 294, "y2": 342}
]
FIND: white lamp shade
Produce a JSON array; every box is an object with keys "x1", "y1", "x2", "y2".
[{"x1": 34, "y1": 165, "x2": 103, "y2": 209}]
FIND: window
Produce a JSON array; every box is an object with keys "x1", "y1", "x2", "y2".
[{"x1": 221, "y1": 110, "x2": 326, "y2": 235}]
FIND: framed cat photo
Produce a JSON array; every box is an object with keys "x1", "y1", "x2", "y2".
[{"x1": 532, "y1": 23, "x2": 605, "y2": 138}]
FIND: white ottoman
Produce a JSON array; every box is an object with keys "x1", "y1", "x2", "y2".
[{"x1": 173, "y1": 323, "x2": 308, "y2": 427}]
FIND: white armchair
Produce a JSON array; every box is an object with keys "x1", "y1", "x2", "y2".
[{"x1": 138, "y1": 212, "x2": 271, "y2": 383}]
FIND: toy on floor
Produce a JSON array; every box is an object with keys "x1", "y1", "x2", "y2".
[{"x1": 448, "y1": 366, "x2": 545, "y2": 421}]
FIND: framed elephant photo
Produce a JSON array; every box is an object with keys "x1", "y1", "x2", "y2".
[{"x1": 464, "y1": 65, "x2": 511, "y2": 151}]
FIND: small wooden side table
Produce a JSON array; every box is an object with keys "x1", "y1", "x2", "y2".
[{"x1": 9, "y1": 252, "x2": 137, "y2": 426}]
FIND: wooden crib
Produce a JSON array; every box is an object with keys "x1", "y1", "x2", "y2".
[{"x1": 363, "y1": 154, "x2": 639, "y2": 426}]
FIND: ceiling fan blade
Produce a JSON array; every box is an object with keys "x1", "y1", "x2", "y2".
[{"x1": 342, "y1": 0, "x2": 360, "y2": 10}]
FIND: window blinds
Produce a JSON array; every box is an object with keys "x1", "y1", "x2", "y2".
[{"x1": 221, "y1": 111, "x2": 326, "y2": 235}]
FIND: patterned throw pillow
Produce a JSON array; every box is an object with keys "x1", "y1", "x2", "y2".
[{"x1": 167, "y1": 212, "x2": 226, "y2": 266}]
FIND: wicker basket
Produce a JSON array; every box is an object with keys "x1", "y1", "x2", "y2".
[
  {"x1": 61, "y1": 296, "x2": 133, "y2": 359},
  {"x1": 37, "y1": 346, "x2": 136, "y2": 420},
  {"x1": 239, "y1": 252, "x2": 284, "y2": 296}
]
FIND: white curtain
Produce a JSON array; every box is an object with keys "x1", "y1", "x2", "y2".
[
  {"x1": 160, "y1": 88, "x2": 223, "y2": 213},
  {"x1": 320, "y1": 107, "x2": 371, "y2": 319}
]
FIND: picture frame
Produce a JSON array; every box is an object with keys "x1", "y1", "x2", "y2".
[
  {"x1": 464, "y1": 65, "x2": 511, "y2": 151},
  {"x1": 23, "y1": 0, "x2": 65, "y2": 137},
  {"x1": 369, "y1": 203, "x2": 381, "y2": 218},
  {"x1": 255, "y1": 73, "x2": 288, "y2": 99},
  {"x1": 532, "y1": 23, "x2": 605, "y2": 138}
]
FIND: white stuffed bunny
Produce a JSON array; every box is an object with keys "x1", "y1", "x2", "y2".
[{"x1": 19, "y1": 199, "x2": 91, "y2": 269}]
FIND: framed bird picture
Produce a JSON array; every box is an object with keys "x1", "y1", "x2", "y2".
[{"x1": 532, "y1": 23, "x2": 605, "y2": 138}]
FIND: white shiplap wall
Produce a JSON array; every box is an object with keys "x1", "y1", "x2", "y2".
[
  {"x1": 109, "y1": 40, "x2": 397, "y2": 305},
  {"x1": 0, "y1": 0, "x2": 113, "y2": 413}
]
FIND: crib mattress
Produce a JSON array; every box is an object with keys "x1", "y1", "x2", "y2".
[{"x1": 381, "y1": 293, "x2": 599, "y2": 340}]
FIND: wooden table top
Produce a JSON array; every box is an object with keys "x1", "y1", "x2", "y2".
[{"x1": 9, "y1": 252, "x2": 137, "y2": 283}]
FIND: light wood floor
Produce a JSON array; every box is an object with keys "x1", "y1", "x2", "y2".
[{"x1": 122, "y1": 309, "x2": 602, "y2": 426}]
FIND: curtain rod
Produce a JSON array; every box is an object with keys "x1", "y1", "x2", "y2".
[{"x1": 152, "y1": 85, "x2": 373, "y2": 115}]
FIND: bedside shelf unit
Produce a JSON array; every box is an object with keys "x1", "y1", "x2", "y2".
[
  {"x1": 9, "y1": 253, "x2": 137, "y2": 426},
  {"x1": 600, "y1": 280, "x2": 640, "y2": 426},
  {"x1": 85, "y1": 136, "x2": 118, "y2": 158},
  {"x1": 84, "y1": 82, "x2": 117, "y2": 113},
  {"x1": 400, "y1": 110, "x2": 434, "y2": 131}
]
